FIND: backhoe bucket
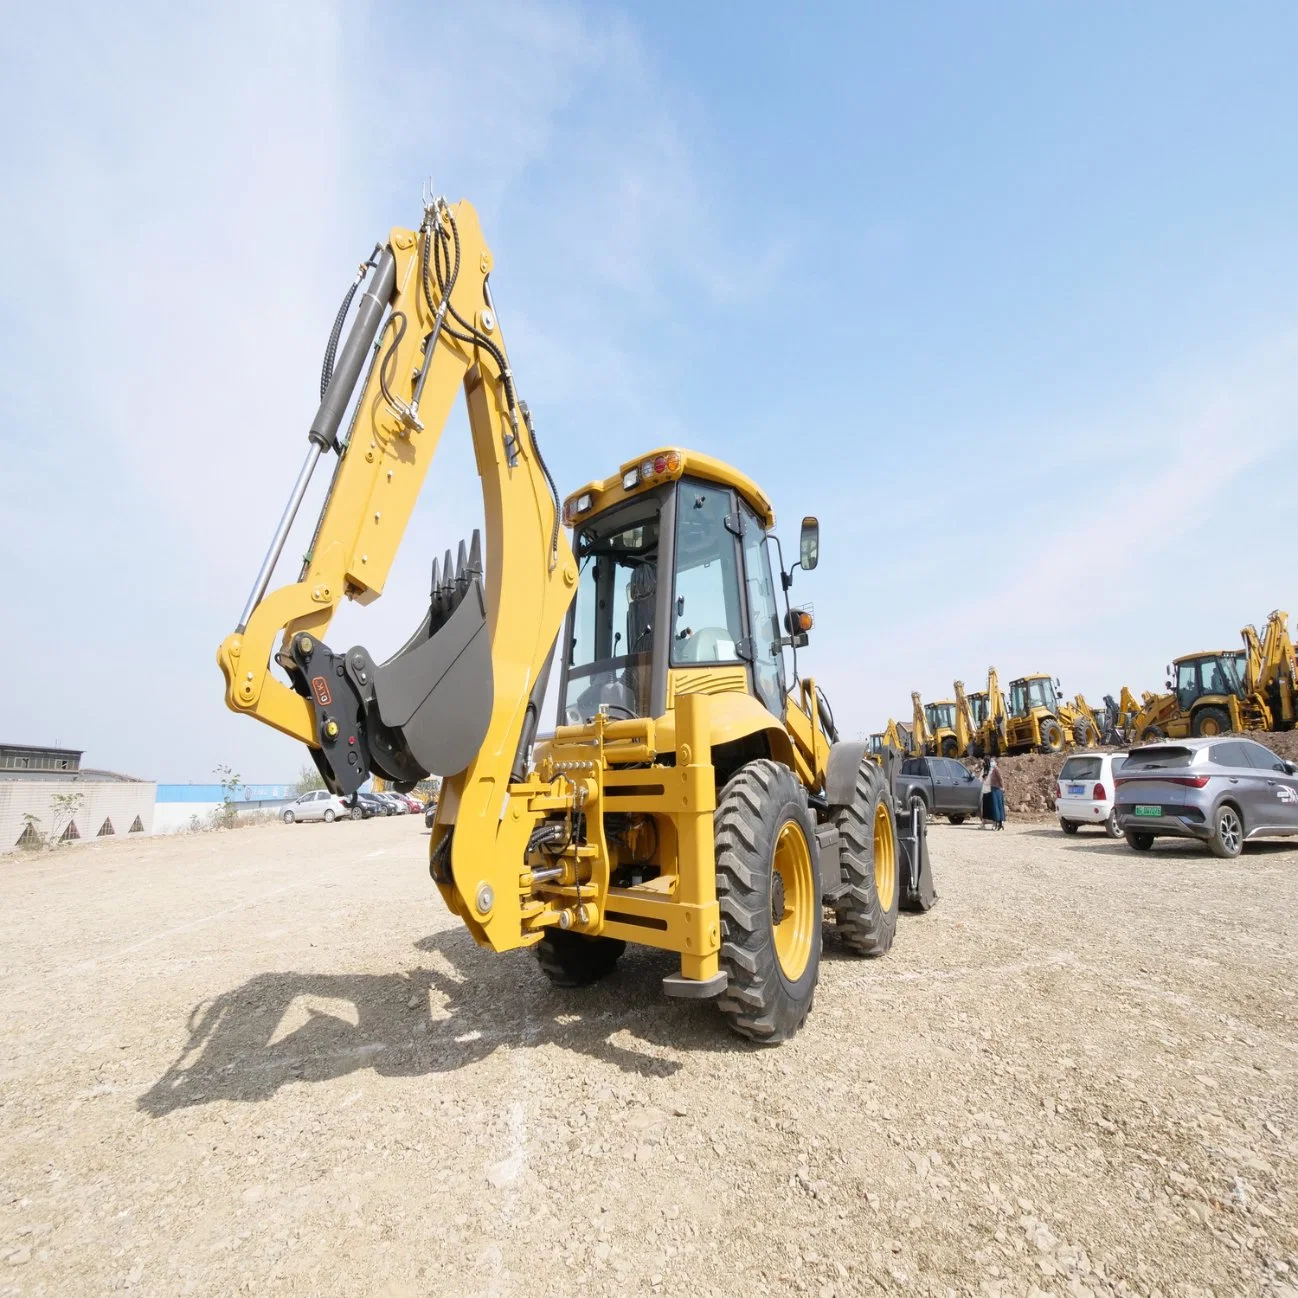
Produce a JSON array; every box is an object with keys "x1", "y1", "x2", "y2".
[{"x1": 348, "y1": 532, "x2": 494, "y2": 781}]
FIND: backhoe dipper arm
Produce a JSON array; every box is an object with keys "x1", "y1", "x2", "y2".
[{"x1": 217, "y1": 199, "x2": 577, "y2": 870}]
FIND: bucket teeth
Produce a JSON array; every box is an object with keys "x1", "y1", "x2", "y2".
[
  {"x1": 429, "y1": 556, "x2": 442, "y2": 601},
  {"x1": 467, "y1": 529, "x2": 482, "y2": 575}
]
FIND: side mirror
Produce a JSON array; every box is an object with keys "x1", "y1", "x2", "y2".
[
  {"x1": 1165, "y1": 680, "x2": 1173, "y2": 691},
  {"x1": 1285, "y1": 760, "x2": 1298, "y2": 776},
  {"x1": 1165, "y1": 664, "x2": 1171, "y2": 677},
  {"x1": 799, "y1": 516, "x2": 819, "y2": 571}
]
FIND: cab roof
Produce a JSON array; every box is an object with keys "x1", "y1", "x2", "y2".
[{"x1": 563, "y1": 447, "x2": 776, "y2": 531}]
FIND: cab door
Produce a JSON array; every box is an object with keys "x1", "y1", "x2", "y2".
[{"x1": 737, "y1": 499, "x2": 786, "y2": 717}]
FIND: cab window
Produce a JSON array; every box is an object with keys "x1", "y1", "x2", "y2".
[{"x1": 672, "y1": 481, "x2": 744, "y2": 666}]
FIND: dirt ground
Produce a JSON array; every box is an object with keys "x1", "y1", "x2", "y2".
[{"x1": 2, "y1": 816, "x2": 1296, "y2": 1298}]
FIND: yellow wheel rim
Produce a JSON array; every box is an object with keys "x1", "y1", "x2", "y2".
[
  {"x1": 1200, "y1": 715, "x2": 1222, "y2": 735},
  {"x1": 873, "y1": 802, "x2": 896, "y2": 911},
  {"x1": 772, "y1": 820, "x2": 815, "y2": 980}
]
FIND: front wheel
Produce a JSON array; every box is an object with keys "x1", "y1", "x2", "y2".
[
  {"x1": 833, "y1": 758, "x2": 900, "y2": 958},
  {"x1": 714, "y1": 760, "x2": 821, "y2": 1043},
  {"x1": 940, "y1": 737, "x2": 959, "y2": 758},
  {"x1": 948, "y1": 815, "x2": 966, "y2": 826},
  {"x1": 1060, "y1": 819, "x2": 1079, "y2": 835},
  {"x1": 282, "y1": 810, "x2": 295, "y2": 824},
  {"x1": 535, "y1": 929, "x2": 626, "y2": 986},
  {"x1": 1039, "y1": 718, "x2": 1064, "y2": 753},
  {"x1": 1125, "y1": 829, "x2": 1154, "y2": 851},
  {"x1": 1192, "y1": 706, "x2": 1231, "y2": 738},
  {"x1": 1208, "y1": 804, "x2": 1243, "y2": 859},
  {"x1": 1104, "y1": 809, "x2": 1122, "y2": 839},
  {"x1": 323, "y1": 809, "x2": 336, "y2": 823},
  {"x1": 350, "y1": 806, "x2": 363, "y2": 821}
]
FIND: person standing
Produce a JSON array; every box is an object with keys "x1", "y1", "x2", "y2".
[
  {"x1": 979, "y1": 759, "x2": 993, "y2": 829},
  {"x1": 988, "y1": 757, "x2": 1006, "y2": 830}
]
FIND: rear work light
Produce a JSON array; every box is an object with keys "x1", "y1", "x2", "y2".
[{"x1": 1056, "y1": 783, "x2": 1064, "y2": 798}]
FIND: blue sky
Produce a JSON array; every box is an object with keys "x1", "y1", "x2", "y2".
[{"x1": 3, "y1": 1, "x2": 1297, "y2": 780}]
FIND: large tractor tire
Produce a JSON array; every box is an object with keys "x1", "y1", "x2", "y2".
[
  {"x1": 1140, "y1": 726, "x2": 1166, "y2": 743},
  {"x1": 831, "y1": 759, "x2": 899, "y2": 958},
  {"x1": 714, "y1": 760, "x2": 821, "y2": 1043},
  {"x1": 940, "y1": 736, "x2": 959, "y2": 758},
  {"x1": 1192, "y1": 706, "x2": 1231, "y2": 738},
  {"x1": 1039, "y1": 718, "x2": 1065, "y2": 753},
  {"x1": 536, "y1": 929, "x2": 627, "y2": 987}
]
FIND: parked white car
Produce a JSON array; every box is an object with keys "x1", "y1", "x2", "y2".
[
  {"x1": 1055, "y1": 751, "x2": 1127, "y2": 837},
  {"x1": 282, "y1": 790, "x2": 349, "y2": 824}
]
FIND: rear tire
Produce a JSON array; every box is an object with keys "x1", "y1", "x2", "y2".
[
  {"x1": 1192, "y1": 706, "x2": 1231, "y2": 738},
  {"x1": 940, "y1": 737, "x2": 959, "y2": 758},
  {"x1": 535, "y1": 929, "x2": 626, "y2": 987},
  {"x1": 350, "y1": 806, "x2": 363, "y2": 821},
  {"x1": 1039, "y1": 718, "x2": 1064, "y2": 753},
  {"x1": 832, "y1": 759, "x2": 900, "y2": 958},
  {"x1": 1125, "y1": 830, "x2": 1154, "y2": 851},
  {"x1": 714, "y1": 760, "x2": 821, "y2": 1043},
  {"x1": 1208, "y1": 803, "x2": 1244, "y2": 859},
  {"x1": 1060, "y1": 819, "x2": 1079, "y2": 835},
  {"x1": 323, "y1": 809, "x2": 335, "y2": 823},
  {"x1": 282, "y1": 810, "x2": 295, "y2": 824},
  {"x1": 1140, "y1": 726, "x2": 1165, "y2": 743},
  {"x1": 1104, "y1": 809, "x2": 1122, "y2": 839},
  {"x1": 948, "y1": 815, "x2": 966, "y2": 825}
]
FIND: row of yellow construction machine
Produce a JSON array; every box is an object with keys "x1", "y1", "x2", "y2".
[
  {"x1": 872, "y1": 609, "x2": 1298, "y2": 758},
  {"x1": 218, "y1": 192, "x2": 935, "y2": 1047},
  {"x1": 1109, "y1": 610, "x2": 1298, "y2": 742},
  {"x1": 870, "y1": 668, "x2": 1105, "y2": 758}
]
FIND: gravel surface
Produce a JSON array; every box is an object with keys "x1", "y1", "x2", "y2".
[{"x1": 2, "y1": 816, "x2": 1296, "y2": 1297}]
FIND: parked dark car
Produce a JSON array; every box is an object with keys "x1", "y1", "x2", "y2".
[
  {"x1": 1116, "y1": 737, "x2": 1298, "y2": 858},
  {"x1": 895, "y1": 756, "x2": 983, "y2": 823},
  {"x1": 350, "y1": 792, "x2": 388, "y2": 819},
  {"x1": 424, "y1": 801, "x2": 438, "y2": 829}
]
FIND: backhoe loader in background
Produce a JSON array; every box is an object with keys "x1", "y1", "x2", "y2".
[
  {"x1": 1070, "y1": 694, "x2": 1104, "y2": 747},
  {"x1": 1130, "y1": 611, "x2": 1298, "y2": 741},
  {"x1": 953, "y1": 681, "x2": 979, "y2": 758},
  {"x1": 972, "y1": 667, "x2": 1011, "y2": 756},
  {"x1": 869, "y1": 718, "x2": 908, "y2": 756},
  {"x1": 1005, "y1": 673, "x2": 1072, "y2": 754},
  {"x1": 921, "y1": 696, "x2": 964, "y2": 757},
  {"x1": 1102, "y1": 688, "x2": 1142, "y2": 744},
  {"x1": 217, "y1": 193, "x2": 934, "y2": 1045},
  {"x1": 911, "y1": 691, "x2": 933, "y2": 757}
]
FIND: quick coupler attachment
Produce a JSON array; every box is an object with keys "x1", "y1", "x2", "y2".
[{"x1": 287, "y1": 633, "x2": 374, "y2": 797}]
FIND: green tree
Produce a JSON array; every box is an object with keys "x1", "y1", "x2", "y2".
[
  {"x1": 49, "y1": 791, "x2": 84, "y2": 844},
  {"x1": 213, "y1": 763, "x2": 241, "y2": 829},
  {"x1": 294, "y1": 763, "x2": 327, "y2": 795}
]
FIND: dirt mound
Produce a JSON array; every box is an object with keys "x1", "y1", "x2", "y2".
[{"x1": 965, "y1": 729, "x2": 1298, "y2": 816}]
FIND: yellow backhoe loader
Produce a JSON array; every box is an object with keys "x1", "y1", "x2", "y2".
[
  {"x1": 1102, "y1": 687, "x2": 1142, "y2": 744},
  {"x1": 1005, "y1": 673, "x2": 1074, "y2": 754},
  {"x1": 870, "y1": 718, "x2": 908, "y2": 756},
  {"x1": 952, "y1": 681, "x2": 979, "y2": 758},
  {"x1": 1130, "y1": 611, "x2": 1298, "y2": 741},
  {"x1": 910, "y1": 691, "x2": 932, "y2": 757},
  {"x1": 1070, "y1": 693, "x2": 1104, "y2": 747},
  {"x1": 919, "y1": 694, "x2": 964, "y2": 758},
  {"x1": 217, "y1": 195, "x2": 934, "y2": 1044},
  {"x1": 968, "y1": 667, "x2": 1010, "y2": 756}
]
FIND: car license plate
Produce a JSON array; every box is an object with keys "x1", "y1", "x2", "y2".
[
  {"x1": 1067, "y1": 783, "x2": 1085, "y2": 796},
  {"x1": 1134, "y1": 805, "x2": 1162, "y2": 817}
]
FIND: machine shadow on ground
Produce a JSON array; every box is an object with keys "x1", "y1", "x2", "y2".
[{"x1": 138, "y1": 929, "x2": 755, "y2": 1116}]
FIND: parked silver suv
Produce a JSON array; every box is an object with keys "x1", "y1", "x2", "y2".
[{"x1": 1115, "y1": 737, "x2": 1298, "y2": 858}]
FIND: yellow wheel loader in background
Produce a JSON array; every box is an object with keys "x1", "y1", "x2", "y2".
[
  {"x1": 1005, "y1": 673, "x2": 1073, "y2": 754},
  {"x1": 217, "y1": 195, "x2": 935, "y2": 1045},
  {"x1": 919, "y1": 694, "x2": 965, "y2": 757},
  {"x1": 1129, "y1": 611, "x2": 1298, "y2": 741}
]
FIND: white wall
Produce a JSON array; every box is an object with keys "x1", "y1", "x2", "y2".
[{"x1": 0, "y1": 780, "x2": 156, "y2": 851}]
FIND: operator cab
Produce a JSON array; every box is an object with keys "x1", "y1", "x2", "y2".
[
  {"x1": 1009, "y1": 675, "x2": 1058, "y2": 717},
  {"x1": 925, "y1": 701, "x2": 956, "y2": 732},
  {"x1": 1172, "y1": 652, "x2": 1244, "y2": 711},
  {"x1": 560, "y1": 449, "x2": 812, "y2": 727},
  {"x1": 968, "y1": 693, "x2": 989, "y2": 727}
]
